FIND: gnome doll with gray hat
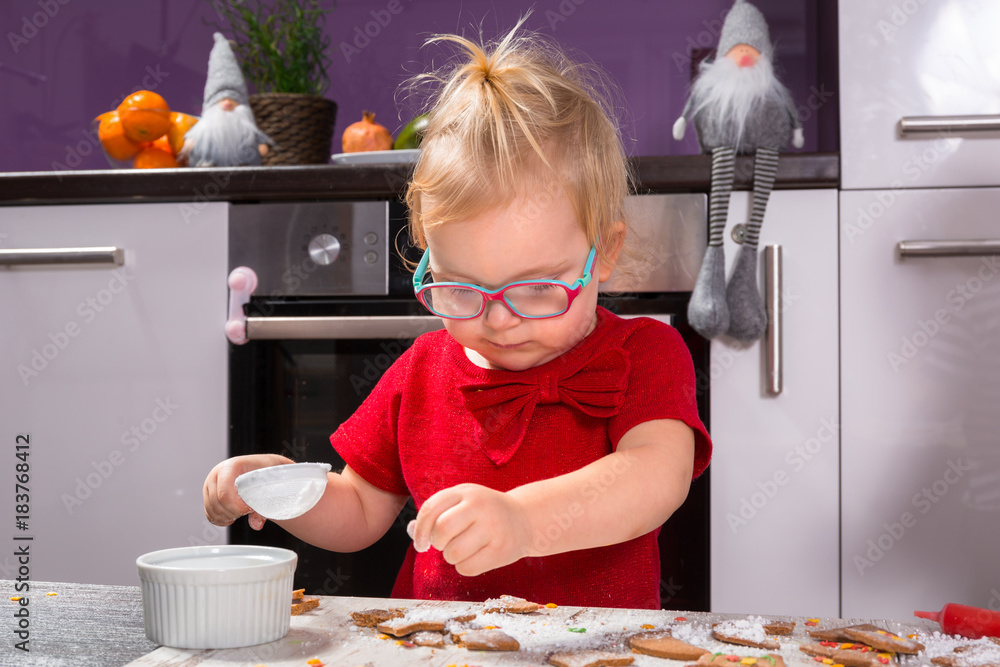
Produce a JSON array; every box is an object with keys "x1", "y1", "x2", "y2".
[
  {"x1": 181, "y1": 32, "x2": 272, "y2": 167},
  {"x1": 674, "y1": 0, "x2": 803, "y2": 341}
]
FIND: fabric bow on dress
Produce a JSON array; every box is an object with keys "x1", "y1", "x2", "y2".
[{"x1": 457, "y1": 348, "x2": 630, "y2": 465}]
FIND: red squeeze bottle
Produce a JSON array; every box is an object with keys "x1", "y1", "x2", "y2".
[{"x1": 915, "y1": 603, "x2": 1000, "y2": 639}]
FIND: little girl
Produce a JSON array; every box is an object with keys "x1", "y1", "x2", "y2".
[{"x1": 204, "y1": 21, "x2": 711, "y2": 610}]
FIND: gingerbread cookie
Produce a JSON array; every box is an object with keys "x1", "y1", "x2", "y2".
[
  {"x1": 764, "y1": 621, "x2": 795, "y2": 636},
  {"x1": 549, "y1": 649, "x2": 635, "y2": 667},
  {"x1": 932, "y1": 641, "x2": 1000, "y2": 667},
  {"x1": 807, "y1": 624, "x2": 889, "y2": 643},
  {"x1": 455, "y1": 628, "x2": 520, "y2": 651},
  {"x1": 843, "y1": 626, "x2": 924, "y2": 654},
  {"x1": 377, "y1": 614, "x2": 447, "y2": 637},
  {"x1": 350, "y1": 607, "x2": 405, "y2": 627},
  {"x1": 629, "y1": 630, "x2": 709, "y2": 660},
  {"x1": 410, "y1": 631, "x2": 445, "y2": 648},
  {"x1": 690, "y1": 653, "x2": 786, "y2": 667},
  {"x1": 713, "y1": 620, "x2": 781, "y2": 650},
  {"x1": 800, "y1": 642, "x2": 893, "y2": 667},
  {"x1": 484, "y1": 594, "x2": 541, "y2": 614},
  {"x1": 290, "y1": 596, "x2": 319, "y2": 615}
]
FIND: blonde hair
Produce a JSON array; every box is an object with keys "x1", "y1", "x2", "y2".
[{"x1": 403, "y1": 16, "x2": 634, "y2": 268}]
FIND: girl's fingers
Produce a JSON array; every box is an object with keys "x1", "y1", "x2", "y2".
[
  {"x1": 412, "y1": 488, "x2": 462, "y2": 552},
  {"x1": 428, "y1": 503, "x2": 476, "y2": 554},
  {"x1": 248, "y1": 511, "x2": 266, "y2": 531},
  {"x1": 438, "y1": 522, "x2": 490, "y2": 569}
]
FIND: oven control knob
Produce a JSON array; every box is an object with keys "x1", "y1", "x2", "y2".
[{"x1": 308, "y1": 233, "x2": 341, "y2": 265}]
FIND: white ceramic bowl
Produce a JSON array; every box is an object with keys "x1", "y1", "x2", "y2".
[{"x1": 136, "y1": 545, "x2": 297, "y2": 649}]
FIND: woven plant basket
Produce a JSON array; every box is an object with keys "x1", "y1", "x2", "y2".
[{"x1": 250, "y1": 93, "x2": 337, "y2": 166}]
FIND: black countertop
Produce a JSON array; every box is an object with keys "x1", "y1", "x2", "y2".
[{"x1": 0, "y1": 153, "x2": 838, "y2": 206}]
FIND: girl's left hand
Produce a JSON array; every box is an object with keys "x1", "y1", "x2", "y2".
[{"x1": 409, "y1": 483, "x2": 531, "y2": 577}]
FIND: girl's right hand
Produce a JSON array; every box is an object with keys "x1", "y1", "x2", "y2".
[{"x1": 203, "y1": 454, "x2": 293, "y2": 530}]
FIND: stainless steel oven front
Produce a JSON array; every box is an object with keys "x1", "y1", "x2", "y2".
[{"x1": 226, "y1": 195, "x2": 711, "y2": 610}]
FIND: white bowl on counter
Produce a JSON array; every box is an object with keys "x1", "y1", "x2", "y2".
[{"x1": 136, "y1": 544, "x2": 297, "y2": 649}]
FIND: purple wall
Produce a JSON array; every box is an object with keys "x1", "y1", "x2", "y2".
[{"x1": 0, "y1": 0, "x2": 836, "y2": 173}]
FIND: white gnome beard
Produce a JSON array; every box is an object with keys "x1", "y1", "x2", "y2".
[
  {"x1": 689, "y1": 54, "x2": 786, "y2": 151},
  {"x1": 181, "y1": 103, "x2": 266, "y2": 167}
]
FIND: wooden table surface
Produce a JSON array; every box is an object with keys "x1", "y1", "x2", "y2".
[{"x1": 123, "y1": 595, "x2": 944, "y2": 667}]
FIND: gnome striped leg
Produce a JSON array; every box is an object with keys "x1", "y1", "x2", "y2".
[
  {"x1": 725, "y1": 147, "x2": 778, "y2": 342},
  {"x1": 688, "y1": 146, "x2": 735, "y2": 339}
]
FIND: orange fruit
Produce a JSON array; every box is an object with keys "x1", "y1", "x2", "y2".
[
  {"x1": 150, "y1": 135, "x2": 173, "y2": 154},
  {"x1": 133, "y1": 145, "x2": 178, "y2": 169},
  {"x1": 97, "y1": 111, "x2": 144, "y2": 161},
  {"x1": 118, "y1": 90, "x2": 171, "y2": 143},
  {"x1": 165, "y1": 112, "x2": 198, "y2": 155}
]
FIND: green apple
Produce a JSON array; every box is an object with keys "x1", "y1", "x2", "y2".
[{"x1": 393, "y1": 114, "x2": 429, "y2": 150}]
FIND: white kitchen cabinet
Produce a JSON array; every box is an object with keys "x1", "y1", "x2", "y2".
[
  {"x1": 0, "y1": 202, "x2": 228, "y2": 586},
  {"x1": 710, "y1": 189, "x2": 839, "y2": 617},
  {"x1": 839, "y1": 0, "x2": 1000, "y2": 190},
  {"x1": 840, "y1": 188, "x2": 1000, "y2": 621}
]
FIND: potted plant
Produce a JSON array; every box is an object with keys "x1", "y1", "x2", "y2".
[{"x1": 208, "y1": 0, "x2": 336, "y2": 165}]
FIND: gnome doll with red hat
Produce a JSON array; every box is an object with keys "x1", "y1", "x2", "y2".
[
  {"x1": 674, "y1": 0, "x2": 803, "y2": 341},
  {"x1": 181, "y1": 32, "x2": 272, "y2": 167}
]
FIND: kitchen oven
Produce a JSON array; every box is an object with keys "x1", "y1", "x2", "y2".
[{"x1": 226, "y1": 194, "x2": 711, "y2": 610}]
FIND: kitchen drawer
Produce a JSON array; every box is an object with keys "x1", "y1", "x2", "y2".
[
  {"x1": 840, "y1": 188, "x2": 1000, "y2": 619},
  {"x1": 839, "y1": 0, "x2": 1000, "y2": 190}
]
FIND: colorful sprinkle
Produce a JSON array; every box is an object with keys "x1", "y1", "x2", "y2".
[
  {"x1": 641, "y1": 624, "x2": 655, "y2": 629},
  {"x1": 741, "y1": 658, "x2": 757, "y2": 665},
  {"x1": 377, "y1": 633, "x2": 389, "y2": 640},
  {"x1": 484, "y1": 625, "x2": 498, "y2": 630},
  {"x1": 568, "y1": 627, "x2": 587, "y2": 633},
  {"x1": 765, "y1": 658, "x2": 776, "y2": 666},
  {"x1": 907, "y1": 634, "x2": 918, "y2": 639},
  {"x1": 813, "y1": 657, "x2": 825, "y2": 663},
  {"x1": 306, "y1": 660, "x2": 324, "y2": 666},
  {"x1": 878, "y1": 658, "x2": 890, "y2": 665},
  {"x1": 840, "y1": 643, "x2": 855, "y2": 649},
  {"x1": 675, "y1": 616, "x2": 688, "y2": 621},
  {"x1": 9, "y1": 597, "x2": 21, "y2": 601},
  {"x1": 806, "y1": 619, "x2": 820, "y2": 626},
  {"x1": 725, "y1": 656, "x2": 740, "y2": 662},
  {"x1": 821, "y1": 641, "x2": 839, "y2": 647},
  {"x1": 45, "y1": 592, "x2": 56, "y2": 596},
  {"x1": 822, "y1": 659, "x2": 834, "y2": 665}
]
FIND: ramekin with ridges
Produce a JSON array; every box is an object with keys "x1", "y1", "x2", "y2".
[{"x1": 137, "y1": 545, "x2": 297, "y2": 649}]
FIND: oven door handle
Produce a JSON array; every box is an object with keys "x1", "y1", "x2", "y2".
[
  {"x1": 246, "y1": 315, "x2": 446, "y2": 340},
  {"x1": 242, "y1": 313, "x2": 675, "y2": 341}
]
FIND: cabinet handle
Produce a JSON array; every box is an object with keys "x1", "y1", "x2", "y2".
[
  {"x1": 764, "y1": 245, "x2": 782, "y2": 396},
  {"x1": 898, "y1": 114, "x2": 1000, "y2": 136},
  {"x1": 897, "y1": 239, "x2": 1000, "y2": 257},
  {"x1": 0, "y1": 246, "x2": 124, "y2": 266}
]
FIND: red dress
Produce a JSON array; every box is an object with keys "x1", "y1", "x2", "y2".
[{"x1": 331, "y1": 307, "x2": 712, "y2": 609}]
